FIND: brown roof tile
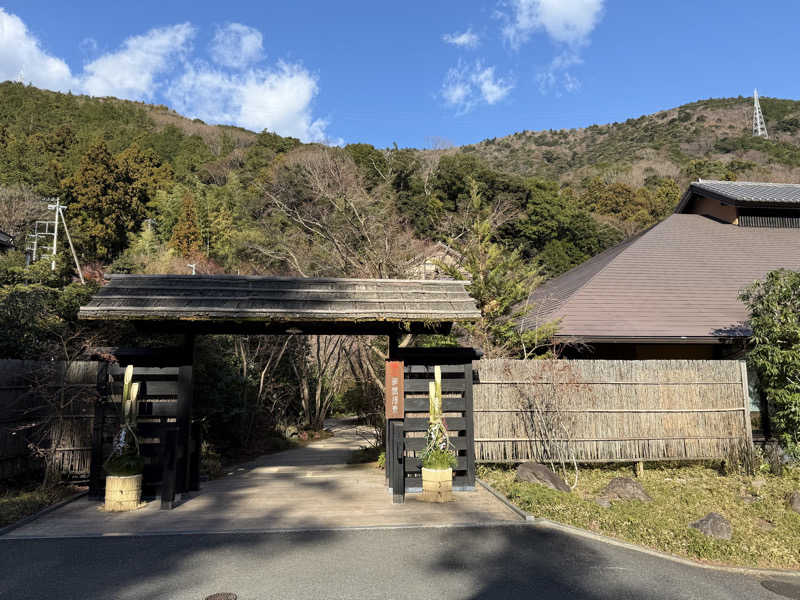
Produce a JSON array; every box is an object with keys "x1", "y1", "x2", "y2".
[{"x1": 523, "y1": 214, "x2": 800, "y2": 341}]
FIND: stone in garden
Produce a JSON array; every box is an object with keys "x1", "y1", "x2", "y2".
[
  {"x1": 595, "y1": 477, "x2": 652, "y2": 507},
  {"x1": 756, "y1": 518, "x2": 775, "y2": 532},
  {"x1": 515, "y1": 462, "x2": 571, "y2": 493},
  {"x1": 739, "y1": 494, "x2": 759, "y2": 504},
  {"x1": 689, "y1": 512, "x2": 732, "y2": 540},
  {"x1": 751, "y1": 478, "x2": 766, "y2": 491},
  {"x1": 787, "y1": 491, "x2": 800, "y2": 514}
]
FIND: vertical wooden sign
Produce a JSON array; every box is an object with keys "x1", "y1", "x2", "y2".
[{"x1": 385, "y1": 361, "x2": 404, "y2": 420}]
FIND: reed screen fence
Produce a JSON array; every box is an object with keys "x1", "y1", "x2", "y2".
[
  {"x1": 0, "y1": 360, "x2": 98, "y2": 480},
  {"x1": 473, "y1": 359, "x2": 752, "y2": 464}
]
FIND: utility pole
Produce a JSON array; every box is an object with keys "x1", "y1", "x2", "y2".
[
  {"x1": 49, "y1": 199, "x2": 60, "y2": 272},
  {"x1": 753, "y1": 89, "x2": 769, "y2": 139},
  {"x1": 47, "y1": 199, "x2": 85, "y2": 284}
]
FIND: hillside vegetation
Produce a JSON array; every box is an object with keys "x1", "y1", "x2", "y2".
[
  {"x1": 459, "y1": 96, "x2": 800, "y2": 187},
  {"x1": 3, "y1": 83, "x2": 800, "y2": 284}
]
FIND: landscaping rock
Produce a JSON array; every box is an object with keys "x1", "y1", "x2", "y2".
[
  {"x1": 787, "y1": 491, "x2": 800, "y2": 514},
  {"x1": 756, "y1": 518, "x2": 775, "y2": 532},
  {"x1": 739, "y1": 494, "x2": 760, "y2": 504},
  {"x1": 689, "y1": 512, "x2": 732, "y2": 540},
  {"x1": 515, "y1": 462, "x2": 571, "y2": 493},
  {"x1": 595, "y1": 477, "x2": 652, "y2": 507},
  {"x1": 751, "y1": 478, "x2": 766, "y2": 491}
]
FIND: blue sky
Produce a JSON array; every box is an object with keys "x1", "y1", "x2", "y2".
[{"x1": 1, "y1": 1, "x2": 798, "y2": 148}]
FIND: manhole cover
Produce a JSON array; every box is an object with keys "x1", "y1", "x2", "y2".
[
  {"x1": 761, "y1": 580, "x2": 800, "y2": 599},
  {"x1": 204, "y1": 594, "x2": 237, "y2": 600}
]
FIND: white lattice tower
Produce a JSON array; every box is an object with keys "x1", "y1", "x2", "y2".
[{"x1": 753, "y1": 89, "x2": 769, "y2": 138}]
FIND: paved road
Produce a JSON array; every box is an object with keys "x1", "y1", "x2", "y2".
[{"x1": 1, "y1": 523, "x2": 797, "y2": 600}]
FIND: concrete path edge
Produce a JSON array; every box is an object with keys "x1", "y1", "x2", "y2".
[
  {"x1": 0, "y1": 490, "x2": 88, "y2": 537},
  {"x1": 476, "y1": 477, "x2": 800, "y2": 578}
]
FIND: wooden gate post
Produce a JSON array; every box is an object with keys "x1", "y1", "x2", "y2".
[
  {"x1": 463, "y1": 362, "x2": 476, "y2": 488},
  {"x1": 176, "y1": 365, "x2": 193, "y2": 494},
  {"x1": 385, "y1": 357, "x2": 405, "y2": 502},
  {"x1": 390, "y1": 420, "x2": 405, "y2": 504},
  {"x1": 160, "y1": 427, "x2": 178, "y2": 509},
  {"x1": 89, "y1": 362, "x2": 109, "y2": 500}
]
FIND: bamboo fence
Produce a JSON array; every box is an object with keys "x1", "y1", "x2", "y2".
[
  {"x1": 473, "y1": 359, "x2": 752, "y2": 464},
  {"x1": 0, "y1": 360, "x2": 98, "y2": 480}
]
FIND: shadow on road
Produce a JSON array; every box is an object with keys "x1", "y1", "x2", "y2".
[{"x1": 1, "y1": 522, "x2": 778, "y2": 600}]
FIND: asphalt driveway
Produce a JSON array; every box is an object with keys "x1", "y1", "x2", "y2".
[{"x1": 1, "y1": 523, "x2": 797, "y2": 600}]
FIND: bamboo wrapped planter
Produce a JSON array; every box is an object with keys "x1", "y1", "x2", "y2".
[
  {"x1": 421, "y1": 467, "x2": 454, "y2": 503},
  {"x1": 104, "y1": 474, "x2": 143, "y2": 511}
]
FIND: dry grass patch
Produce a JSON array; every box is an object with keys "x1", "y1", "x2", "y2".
[
  {"x1": 479, "y1": 462, "x2": 800, "y2": 569},
  {"x1": 0, "y1": 482, "x2": 81, "y2": 528}
]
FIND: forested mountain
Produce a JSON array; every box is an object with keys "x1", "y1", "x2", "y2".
[{"x1": 1, "y1": 80, "x2": 800, "y2": 287}]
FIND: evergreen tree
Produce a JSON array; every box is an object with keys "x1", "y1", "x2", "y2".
[
  {"x1": 169, "y1": 193, "x2": 201, "y2": 257},
  {"x1": 61, "y1": 141, "x2": 146, "y2": 262},
  {"x1": 441, "y1": 180, "x2": 554, "y2": 357}
]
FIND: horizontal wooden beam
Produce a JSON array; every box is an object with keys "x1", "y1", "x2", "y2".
[
  {"x1": 404, "y1": 417, "x2": 466, "y2": 432},
  {"x1": 116, "y1": 320, "x2": 453, "y2": 336},
  {"x1": 405, "y1": 437, "x2": 469, "y2": 451}
]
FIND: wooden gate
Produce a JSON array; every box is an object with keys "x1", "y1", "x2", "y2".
[
  {"x1": 386, "y1": 347, "x2": 480, "y2": 504},
  {"x1": 89, "y1": 350, "x2": 200, "y2": 509}
]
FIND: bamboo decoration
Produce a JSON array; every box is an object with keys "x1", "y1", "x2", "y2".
[
  {"x1": 422, "y1": 365, "x2": 455, "y2": 502},
  {"x1": 429, "y1": 366, "x2": 443, "y2": 425}
]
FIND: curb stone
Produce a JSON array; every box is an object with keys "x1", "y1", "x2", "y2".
[
  {"x1": 477, "y1": 478, "x2": 800, "y2": 578},
  {"x1": 0, "y1": 519, "x2": 530, "y2": 540}
]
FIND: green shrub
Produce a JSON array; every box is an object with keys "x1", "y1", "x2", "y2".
[
  {"x1": 422, "y1": 448, "x2": 457, "y2": 470},
  {"x1": 741, "y1": 269, "x2": 800, "y2": 458},
  {"x1": 103, "y1": 453, "x2": 144, "y2": 477}
]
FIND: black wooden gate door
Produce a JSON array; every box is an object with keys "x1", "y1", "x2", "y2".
[
  {"x1": 386, "y1": 347, "x2": 480, "y2": 504},
  {"x1": 89, "y1": 358, "x2": 200, "y2": 509}
]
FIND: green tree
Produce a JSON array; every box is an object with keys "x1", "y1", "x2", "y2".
[
  {"x1": 169, "y1": 193, "x2": 201, "y2": 257},
  {"x1": 61, "y1": 141, "x2": 146, "y2": 262},
  {"x1": 740, "y1": 269, "x2": 800, "y2": 457},
  {"x1": 441, "y1": 180, "x2": 553, "y2": 357}
]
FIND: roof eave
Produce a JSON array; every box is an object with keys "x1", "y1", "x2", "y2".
[{"x1": 552, "y1": 334, "x2": 750, "y2": 344}]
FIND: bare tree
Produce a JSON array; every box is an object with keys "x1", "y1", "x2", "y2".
[
  {"x1": 0, "y1": 184, "x2": 45, "y2": 241},
  {"x1": 511, "y1": 355, "x2": 580, "y2": 488},
  {"x1": 290, "y1": 335, "x2": 348, "y2": 430},
  {"x1": 232, "y1": 335, "x2": 292, "y2": 444},
  {"x1": 259, "y1": 146, "x2": 428, "y2": 434},
  {"x1": 260, "y1": 146, "x2": 424, "y2": 279},
  {"x1": 25, "y1": 328, "x2": 101, "y2": 486}
]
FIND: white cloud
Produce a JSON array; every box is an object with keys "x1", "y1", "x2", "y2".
[
  {"x1": 210, "y1": 23, "x2": 263, "y2": 69},
  {"x1": 81, "y1": 23, "x2": 194, "y2": 100},
  {"x1": 442, "y1": 29, "x2": 479, "y2": 48},
  {"x1": 501, "y1": 0, "x2": 603, "y2": 95},
  {"x1": 0, "y1": 8, "x2": 76, "y2": 90},
  {"x1": 474, "y1": 65, "x2": 512, "y2": 104},
  {"x1": 502, "y1": 0, "x2": 604, "y2": 48},
  {"x1": 0, "y1": 11, "x2": 332, "y2": 142},
  {"x1": 441, "y1": 61, "x2": 513, "y2": 114},
  {"x1": 536, "y1": 50, "x2": 583, "y2": 94},
  {"x1": 166, "y1": 61, "x2": 329, "y2": 142}
]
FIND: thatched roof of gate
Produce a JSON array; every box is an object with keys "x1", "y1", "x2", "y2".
[{"x1": 79, "y1": 274, "x2": 480, "y2": 335}]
